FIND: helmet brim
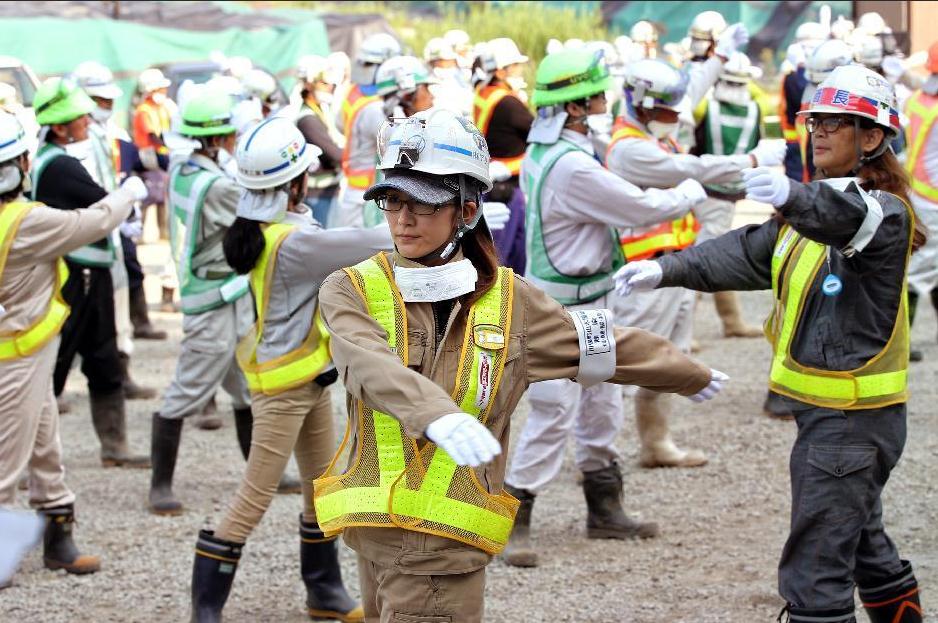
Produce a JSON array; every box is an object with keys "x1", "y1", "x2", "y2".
[{"x1": 363, "y1": 170, "x2": 459, "y2": 205}]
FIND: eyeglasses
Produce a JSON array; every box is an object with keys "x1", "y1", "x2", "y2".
[
  {"x1": 806, "y1": 116, "x2": 854, "y2": 135},
  {"x1": 376, "y1": 195, "x2": 454, "y2": 216}
]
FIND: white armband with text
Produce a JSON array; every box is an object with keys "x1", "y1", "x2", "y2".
[{"x1": 569, "y1": 309, "x2": 616, "y2": 388}]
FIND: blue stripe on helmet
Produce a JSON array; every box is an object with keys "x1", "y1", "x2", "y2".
[
  {"x1": 0, "y1": 137, "x2": 17, "y2": 150},
  {"x1": 261, "y1": 143, "x2": 307, "y2": 175},
  {"x1": 244, "y1": 117, "x2": 278, "y2": 152},
  {"x1": 433, "y1": 142, "x2": 472, "y2": 156}
]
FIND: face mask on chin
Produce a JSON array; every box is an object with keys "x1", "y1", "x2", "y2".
[
  {"x1": 586, "y1": 112, "x2": 613, "y2": 136},
  {"x1": 646, "y1": 119, "x2": 678, "y2": 140},
  {"x1": 64, "y1": 138, "x2": 93, "y2": 160},
  {"x1": 689, "y1": 38, "x2": 712, "y2": 59},
  {"x1": 91, "y1": 105, "x2": 112, "y2": 123},
  {"x1": 506, "y1": 76, "x2": 527, "y2": 92},
  {"x1": 713, "y1": 81, "x2": 752, "y2": 106},
  {"x1": 151, "y1": 92, "x2": 167, "y2": 105},
  {"x1": 314, "y1": 89, "x2": 334, "y2": 105}
]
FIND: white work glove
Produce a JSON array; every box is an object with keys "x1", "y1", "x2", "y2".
[
  {"x1": 425, "y1": 413, "x2": 501, "y2": 467},
  {"x1": 614, "y1": 260, "x2": 663, "y2": 297},
  {"x1": 743, "y1": 166, "x2": 791, "y2": 207},
  {"x1": 688, "y1": 369, "x2": 730, "y2": 403},
  {"x1": 715, "y1": 23, "x2": 749, "y2": 59},
  {"x1": 121, "y1": 175, "x2": 149, "y2": 202},
  {"x1": 481, "y1": 202, "x2": 511, "y2": 231},
  {"x1": 120, "y1": 218, "x2": 143, "y2": 240},
  {"x1": 749, "y1": 139, "x2": 787, "y2": 168},
  {"x1": 676, "y1": 178, "x2": 707, "y2": 205}
]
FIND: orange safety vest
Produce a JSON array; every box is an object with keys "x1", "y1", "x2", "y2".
[
  {"x1": 905, "y1": 90, "x2": 938, "y2": 203},
  {"x1": 778, "y1": 74, "x2": 799, "y2": 144},
  {"x1": 473, "y1": 84, "x2": 525, "y2": 176},
  {"x1": 133, "y1": 98, "x2": 171, "y2": 155},
  {"x1": 607, "y1": 120, "x2": 700, "y2": 261},
  {"x1": 340, "y1": 85, "x2": 380, "y2": 190},
  {"x1": 796, "y1": 101, "x2": 811, "y2": 183}
]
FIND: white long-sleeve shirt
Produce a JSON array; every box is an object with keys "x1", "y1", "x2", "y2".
[{"x1": 525, "y1": 129, "x2": 696, "y2": 277}]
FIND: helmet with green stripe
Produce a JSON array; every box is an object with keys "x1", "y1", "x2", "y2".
[
  {"x1": 374, "y1": 56, "x2": 436, "y2": 97},
  {"x1": 531, "y1": 48, "x2": 612, "y2": 108},
  {"x1": 179, "y1": 89, "x2": 236, "y2": 137},
  {"x1": 34, "y1": 76, "x2": 95, "y2": 126}
]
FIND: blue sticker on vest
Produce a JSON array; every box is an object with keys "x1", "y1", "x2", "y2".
[{"x1": 822, "y1": 274, "x2": 843, "y2": 297}]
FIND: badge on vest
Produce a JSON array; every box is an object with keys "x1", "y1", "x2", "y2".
[{"x1": 473, "y1": 324, "x2": 506, "y2": 350}]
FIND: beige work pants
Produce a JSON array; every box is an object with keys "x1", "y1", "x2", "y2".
[
  {"x1": 0, "y1": 338, "x2": 74, "y2": 509},
  {"x1": 358, "y1": 555, "x2": 486, "y2": 623},
  {"x1": 216, "y1": 381, "x2": 336, "y2": 542}
]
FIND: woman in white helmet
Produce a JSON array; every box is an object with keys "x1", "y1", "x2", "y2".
[
  {"x1": 187, "y1": 116, "x2": 393, "y2": 623},
  {"x1": 617, "y1": 64, "x2": 923, "y2": 623},
  {"x1": 0, "y1": 110, "x2": 147, "y2": 582},
  {"x1": 309, "y1": 107, "x2": 723, "y2": 620}
]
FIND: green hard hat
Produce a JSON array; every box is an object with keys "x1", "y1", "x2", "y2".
[
  {"x1": 34, "y1": 76, "x2": 95, "y2": 126},
  {"x1": 531, "y1": 48, "x2": 613, "y2": 108},
  {"x1": 179, "y1": 90, "x2": 235, "y2": 137}
]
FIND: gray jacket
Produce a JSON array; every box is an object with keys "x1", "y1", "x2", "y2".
[{"x1": 658, "y1": 180, "x2": 911, "y2": 372}]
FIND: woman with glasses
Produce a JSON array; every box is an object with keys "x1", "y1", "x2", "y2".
[
  {"x1": 308, "y1": 107, "x2": 724, "y2": 621},
  {"x1": 188, "y1": 117, "x2": 393, "y2": 623},
  {"x1": 616, "y1": 64, "x2": 924, "y2": 623}
]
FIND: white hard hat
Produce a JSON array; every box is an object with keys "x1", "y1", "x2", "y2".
[
  {"x1": 424, "y1": 37, "x2": 458, "y2": 63},
  {"x1": 206, "y1": 75, "x2": 245, "y2": 99},
  {"x1": 138, "y1": 68, "x2": 171, "y2": 94},
  {"x1": 0, "y1": 83, "x2": 16, "y2": 106},
  {"x1": 852, "y1": 34, "x2": 884, "y2": 69},
  {"x1": 546, "y1": 38, "x2": 565, "y2": 55},
  {"x1": 74, "y1": 61, "x2": 123, "y2": 100},
  {"x1": 242, "y1": 69, "x2": 277, "y2": 101},
  {"x1": 235, "y1": 116, "x2": 322, "y2": 190},
  {"x1": 830, "y1": 16, "x2": 855, "y2": 41},
  {"x1": 226, "y1": 56, "x2": 253, "y2": 79},
  {"x1": 327, "y1": 51, "x2": 351, "y2": 76},
  {"x1": 613, "y1": 35, "x2": 633, "y2": 58},
  {"x1": 857, "y1": 12, "x2": 887, "y2": 36},
  {"x1": 374, "y1": 56, "x2": 434, "y2": 97},
  {"x1": 586, "y1": 40, "x2": 618, "y2": 67},
  {"x1": 488, "y1": 38, "x2": 528, "y2": 69},
  {"x1": 630, "y1": 21, "x2": 658, "y2": 44},
  {"x1": 0, "y1": 111, "x2": 28, "y2": 163},
  {"x1": 564, "y1": 38, "x2": 586, "y2": 50},
  {"x1": 689, "y1": 11, "x2": 727, "y2": 42},
  {"x1": 806, "y1": 39, "x2": 854, "y2": 85},
  {"x1": 357, "y1": 33, "x2": 402, "y2": 65},
  {"x1": 444, "y1": 29, "x2": 471, "y2": 50},
  {"x1": 786, "y1": 43, "x2": 807, "y2": 69},
  {"x1": 297, "y1": 55, "x2": 343, "y2": 86},
  {"x1": 624, "y1": 58, "x2": 688, "y2": 110},
  {"x1": 799, "y1": 64, "x2": 899, "y2": 139},
  {"x1": 719, "y1": 52, "x2": 762, "y2": 83},
  {"x1": 795, "y1": 21, "x2": 827, "y2": 43},
  {"x1": 373, "y1": 107, "x2": 492, "y2": 193}
]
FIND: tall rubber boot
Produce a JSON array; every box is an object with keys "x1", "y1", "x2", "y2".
[
  {"x1": 118, "y1": 351, "x2": 158, "y2": 400},
  {"x1": 501, "y1": 485, "x2": 538, "y2": 567},
  {"x1": 90, "y1": 390, "x2": 151, "y2": 468},
  {"x1": 859, "y1": 560, "x2": 923, "y2": 623},
  {"x1": 930, "y1": 287, "x2": 938, "y2": 341},
  {"x1": 191, "y1": 529, "x2": 242, "y2": 623},
  {"x1": 581, "y1": 462, "x2": 659, "y2": 540},
  {"x1": 909, "y1": 291, "x2": 923, "y2": 362},
  {"x1": 39, "y1": 505, "x2": 101, "y2": 575},
  {"x1": 300, "y1": 518, "x2": 364, "y2": 623},
  {"x1": 777, "y1": 604, "x2": 856, "y2": 623},
  {"x1": 714, "y1": 290, "x2": 762, "y2": 338},
  {"x1": 161, "y1": 286, "x2": 178, "y2": 313},
  {"x1": 130, "y1": 285, "x2": 167, "y2": 340},
  {"x1": 149, "y1": 413, "x2": 184, "y2": 515},
  {"x1": 232, "y1": 406, "x2": 301, "y2": 494},
  {"x1": 635, "y1": 391, "x2": 707, "y2": 468}
]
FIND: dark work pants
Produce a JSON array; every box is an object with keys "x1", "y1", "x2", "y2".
[
  {"x1": 121, "y1": 232, "x2": 144, "y2": 291},
  {"x1": 53, "y1": 261, "x2": 123, "y2": 396},
  {"x1": 778, "y1": 397, "x2": 907, "y2": 613}
]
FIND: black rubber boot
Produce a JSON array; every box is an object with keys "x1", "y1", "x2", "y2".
[
  {"x1": 90, "y1": 390, "x2": 151, "y2": 468},
  {"x1": 191, "y1": 530, "x2": 242, "y2": 623},
  {"x1": 859, "y1": 560, "x2": 923, "y2": 623},
  {"x1": 149, "y1": 413, "x2": 184, "y2": 515},
  {"x1": 300, "y1": 518, "x2": 363, "y2": 622},
  {"x1": 763, "y1": 390, "x2": 796, "y2": 419},
  {"x1": 40, "y1": 505, "x2": 101, "y2": 575},
  {"x1": 233, "y1": 407, "x2": 253, "y2": 460},
  {"x1": 582, "y1": 462, "x2": 659, "y2": 540},
  {"x1": 909, "y1": 291, "x2": 923, "y2": 362},
  {"x1": 118, "y1": 351, "x2": 158, "y2": 400},
  {"x1": 502, "y1": 485, "x2": 538, "y2": 567},
  {"x1": 778, "y1": 604, "x2": 856, "y2": 623},
  {"x1": 130, "y1": 285, "x2": 167, "y2": 340}
]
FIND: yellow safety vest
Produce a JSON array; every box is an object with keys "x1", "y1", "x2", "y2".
[
  {"x1": 473, "y1": 85, "x2": 525, "y2": 176},
  {"x1": 607, "y1": 121, "x2": 700, "y2": 260},
  {"x1": 765, "y1": 222, "x2": 910, "y2": 409},
  {"x1": 314, "y1": 253, "x2": 520, "y2": 555},
  {"x1": 905, "y1": 90, "x2": 938, "y2": 203},
  {"x1": 236, "y1": 223, "x2": 331, "y2": 395},
  {"x1": 340, "y1": 86, "x2": 380, "y2": 190},
  {"x1": 0, "y1": 201, "x2": 70, "y2": 360}
]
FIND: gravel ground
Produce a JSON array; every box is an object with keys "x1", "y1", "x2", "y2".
[{"x1": 3, "y1": 235, "x2": 937, "y2": 622}]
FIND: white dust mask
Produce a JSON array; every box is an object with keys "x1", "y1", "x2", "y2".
[
  {"x1": 647, "y1": 120, "x2": 678, "y2": 140},
  {"x1": 91, "y1": 106, "x2": 113, "y2": 123},
  {"x1": 393, "y1": 258, "x2": 478, "y2": 303}
]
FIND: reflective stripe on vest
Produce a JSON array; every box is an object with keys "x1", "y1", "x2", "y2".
[
  {"x1": 607, "y1": 122, "x2": 700, "y2": 260},
  {"x1": 168, "y1": 163, "x2": 248, "y2": 314},
  {"x1": 523, "y1": 140, "x2": 623, "y2": 305},
  {"x1": 341, "y1": 86, "x2": 380, "y2": 190},
  {"x1": 474, "y1": 86, "x2": 525, "y2": 176},
  {"x1": 30, "y1": 143, "x2": 115, "y2": 268},
  {"x1": 0, "y1": 201, "x2": 70, "y2": 360},
  {"x1": 236, "y1": 223, "x2": 331, "y2": 395},
  {"x1": 765, "y1": 221, "x2": 911, "y2": 409},
  {"x1": 314, "y1": 253, "x2": 520, "y2": 554},
  {"x1": 905, "y1": 91, "x2": 938, "y2": 203}
]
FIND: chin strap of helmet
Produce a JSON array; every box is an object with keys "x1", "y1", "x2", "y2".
[{"x1": 850, "y1": 117, "x2": 891, "y2": 176}]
